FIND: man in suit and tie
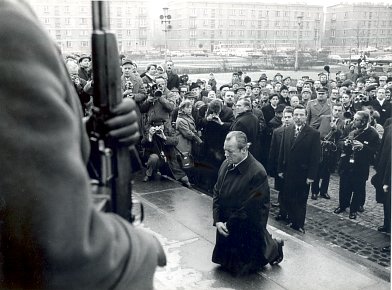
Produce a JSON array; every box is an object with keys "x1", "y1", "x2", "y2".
[
  {"x1": 306, "y1": 86, "x2": 332, "y2": 129},
  {"x1": 311, "y1": 103, "x2": 344, "y2": 200},
  {"x1": 269, "y1": 106, "x2": 294, "y2": 220},
  {"x1": 277, "y1": 105, "x2": 321, "y2": 233}
]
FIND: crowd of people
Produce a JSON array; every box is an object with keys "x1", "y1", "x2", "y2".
[{"x1": 66, "y1": 53, "x2": 391, "y2": 243}]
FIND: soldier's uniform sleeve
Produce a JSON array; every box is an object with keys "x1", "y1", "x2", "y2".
[{"x1": 0, "y1": 3, "x2": 163, "y2": 289}]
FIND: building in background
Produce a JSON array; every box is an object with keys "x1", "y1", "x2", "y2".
[
  {"x1": 25, "y1": 0, "x2": 392, "y2": 56},
  {"x1": 324, "y1": 3, "x2": 392, "y2": 54},
  {"x1": 26, "y1": 0, "x2": 151, "y2": 55},
  {"x1": 166, "y1": 0, "x2": 324, "y2": 53}
]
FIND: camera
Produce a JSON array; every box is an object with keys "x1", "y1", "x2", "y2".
[
  {"x1": 153, "y1": 126, "x2": 163, "y2": 134},
  {"x1": 146, "y1": 83, "x2": 163, "y2": 98},
  {"x1": 125, "y1": 80, "x2": 133, "y2": 90}
]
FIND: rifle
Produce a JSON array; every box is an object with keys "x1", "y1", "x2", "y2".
[{"x1": 89, "y1": 1, "x2": 142, "y2": 223}]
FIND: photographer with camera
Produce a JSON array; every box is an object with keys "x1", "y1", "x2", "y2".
[
  {"x1": 140, "y1": 76, "x2": 176, "y2": 130},
  {"x1": 141, "y1": 117, "x2": 191, "y2": 187},
  {"x1": 334, "y1": 111, "x2": 380, "y2": 219}
]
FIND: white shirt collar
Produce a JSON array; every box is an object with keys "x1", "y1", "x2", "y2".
[
  {"x1": 233, "y1": 153, "x2": 248, "y2": 168},
  {"x1": 377, "y1": 98, "x2": 385, "y2": 106}
]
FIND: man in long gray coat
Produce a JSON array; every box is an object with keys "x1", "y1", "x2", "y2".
[{"x1": 0, "y1": 1, "x2": 165, "y2": 288}]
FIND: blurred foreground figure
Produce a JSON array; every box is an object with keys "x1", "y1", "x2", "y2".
[
  {"x1": 0, "y1": 1, "x2": 165, "y2": 289},
  {"x1": 212, "y1": 131, "x2": 284, "y2": 276}
]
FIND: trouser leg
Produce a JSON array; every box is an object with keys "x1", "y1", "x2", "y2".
[
  {"x1": 384, "y1": 190, "x2": 391, "y2": 232},
  {"x1": 311, "y1": 165, "x2": 321, "y2": 195},
  {"x1": 339, "y1": 171, "x2": 352, "y2": 209},
  {"x1": 297, "y1": 185, "x2": 310, "y2": 228},
  {"x1": 146, "y1": 154, "x2": 159, "y2": 176},
  {"x1": 320, "y1": 171, "x2": 331, "y2": 195},
  {"x1": 350, "y1": 178, "x2": 366, "y2": 213}
]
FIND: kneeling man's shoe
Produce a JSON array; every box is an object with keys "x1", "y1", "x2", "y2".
[
  {"x1": 270, "y1": 239, "x2": 284, "y2": 265},
  {"x1": 180, "y1": 176, "x2": 192, "y2": 188}
]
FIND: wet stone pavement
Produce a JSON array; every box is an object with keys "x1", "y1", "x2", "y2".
[{"x1": 268, "y1": 169, "x2": 391, "y2": 280}]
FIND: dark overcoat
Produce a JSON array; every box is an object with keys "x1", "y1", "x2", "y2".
[
  {"x1": 277, "y1": 124, "x2": 321, "y2": 201},
  {"x1": 212, "y1": 154, "x2": 278, "y2": 272},
  {"x1": 338, "y1": 126, "x2": 380, "y2": 181},
  {"x1": 374, "y1": 124, "x2": 391, "y2": 203},
  {"x1": 230, "y1": 111, "x2": 259, "y2": 157},
  {"x1": 268, "y1": 126, "x2": 285, "y2": 176}
]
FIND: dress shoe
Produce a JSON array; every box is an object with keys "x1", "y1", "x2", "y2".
[
  {"x1": 377, "y1": 226, "x2": 390, "y2": 233},
  {"x1": 142, "y1": 175, "x2": 150, "y2": 182},
  {"x1": 270, "y1": 239, "x2": 284, "y2": 265},
  {"x1": 271, "y1": 202, "x2": 280, "y2": 207},
  {"x1": 349, "y1": 212, "x2": 357, "y2": 219},
  {"x1": 333, "y1": 207, "x2": 346, "y2": 214},
  {"x1": 180, "y1": 176, "x2": 192, "y2": 188},
  {"x1": 358, "y1": 206, "x2": 365, "y2": 213},
  {"x1": 320, "y1": 193, "x2": 331, "y2": 199},
  {"x1": 311, "y1": 194, "x2": 318, "y2": 200}
]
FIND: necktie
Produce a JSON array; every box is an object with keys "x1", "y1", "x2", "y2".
[{"x1": 294, "y1": 126, "x2": 301, "y2": 138}]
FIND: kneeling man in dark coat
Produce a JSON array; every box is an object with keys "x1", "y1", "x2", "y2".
[{"x1": 212, "y1": 131, "x2": 284, "y2": 275}]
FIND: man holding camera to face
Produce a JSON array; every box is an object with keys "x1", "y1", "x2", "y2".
[
  {"x1": 334, "y1": 111, "x2": 380, "y2": 219},
  {"x1": 141, "y1": 117, "x2": 191, "y2": 187},
  {"x1": 140, "y1": 76, "x2": 176, "y2": 130}
]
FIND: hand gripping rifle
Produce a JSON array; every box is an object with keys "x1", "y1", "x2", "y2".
[{"x1": 89, "y1": 1, "x2": 142, "y2": 223}]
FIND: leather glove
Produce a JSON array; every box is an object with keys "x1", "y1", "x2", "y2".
[{"x1": 105, "y1": 98, "x2": 140, "y2": 146}]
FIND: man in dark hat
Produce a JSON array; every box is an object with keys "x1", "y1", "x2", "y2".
[
  {"x1": 121, "y1": 58, "x2": 145, "y2": 95},
  {"x1": 141, "y1": 117, "x2": 191, "y2": 187},
  {"x1": 78, "y1": 54, "x2": 91, "y2": 81},
  {"x1": 301, "y1": 88, "x2": 312, "y2": 107},
  {"x1": 282, "y1": 76, "x2": 291, "y2": 87},
  {"x1": 274, "y1": 73, "x2": 283, "y2": 83},
  {"x1": 365, "y1": 83, "x2": 378, "y2": 101},
  {"x1": 189, "y1": 82, "x2": 202, "y2": 100},
  {"x1": 258, "y1": 76, "x2": 268, "y2": 89},
  {"x1": 235, "y1": 86, "x2": 246, "y2": 98},
  {"x1": 251, "y1": 84, "x2": 261, "y2": 100},
  {"x1": 306, "y1": 87, "x2": 331, "y2": 129}
]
